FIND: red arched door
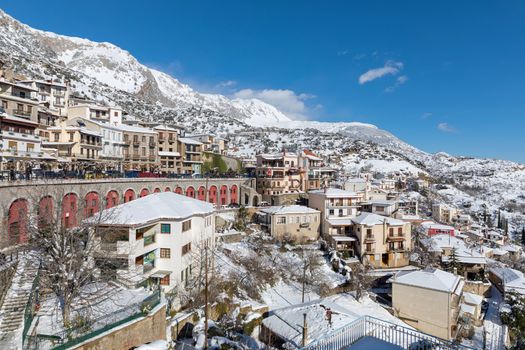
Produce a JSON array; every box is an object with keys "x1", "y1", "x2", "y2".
[
  {"x1": 230, "y1": 185, "x2": 238, "y2": 204},
  {"x1": 106, "y1": 190, "x2": 119, "y2": 208},
  {"x1": 154, "y1": 188, "x2": 161, "y2": 193},
  {"x1": 8, "y1": 199, "x2": 29, "y2": 244},
  {"x1": 38, "y1": 196, "x2": 54, "y2": 228},
  {"x1": 197, "y1": 186, "x2": 206, "y2": 201},
  {"x1": 140, "y1": 188, "x2": 150, "y2": 198},
  {"x1": 185, "y1": 186, "x2": 195, "y2": 198},
  {"x1": 175, "y1": 187, "x2": 183, "y2": 195},
  {"x1": 85, "y1": 192, "x2": 100, "y2": 217},
  {"x1": 208, "y1": 186, "x2": 218, "y2": 205},
  {"x1": 220, "y1": 185, "x2": 228, "y2": 206},
  {"x1": 164, "y1": 187, "x2": 171, "y2": 192},
  {"x1": 124, "y1": 189, "x2": 136, "y2": 203},
  {"x1": 62, "y1": 193, "x2": 78, "y2": 228}
]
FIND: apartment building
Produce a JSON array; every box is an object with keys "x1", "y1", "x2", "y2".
[
  {"x1": 68, "y1": 103, "x2": 123, "y2": 125},
  {"x1": 46, "y1": 118, "x2": 102, "y2": 161},
  {"x1": 188, "y1": 133, "x2": 228, "y2": 155},
  {"x1": 120, "y1": 124, "x2": 158, "y2": 172},
  {"x1": 361, "y1": 200, "x2": 398, "y2": 217},
  {"x1": 432, "y1": 203, "x2": 459, "y2": 224},
  {"x1": 155, "y1": 125, "x2": 183, "y2": 174},
  {"x1": 0, "y1": 112, "x2": 48, "y2": 171},
  {"x1": 256, "y1": 152, "x2": 304, "y2": 201},
  {"x1": 0, "y1": 78, "x2": 39, "y2": 122},
  {"x1": 19, "y1": 79, "x2": 69, "y2": 117},
  {"x1": 352, "y1": 212, "x2": 412, "y2": 268},
  {"x1": 179, "y1": 137, "x2": 203, "y2": 175},
  {"x1": 392, "y1": 268, "x2": 464, "y2": 340},
  {"x1": 301, "y1": 150, "x2": 335, "y2": 190},
  {"x1": 258, "y1": 205, "x2": 321, "y2": 243},
  {"x1": 309, "y1": 188, "x2": 361, "y2": 235},
  {"x1": 90, "y1": 192, "x2": 215, "y2": 293}
]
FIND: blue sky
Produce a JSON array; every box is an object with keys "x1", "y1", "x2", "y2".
[{"x1": 2, "y1": 1, "x2": 525, "y2": 162}]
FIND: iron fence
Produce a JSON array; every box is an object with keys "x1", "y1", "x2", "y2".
[{"x1": 299, "y1": 316, "x2": 474, "y2": 350}]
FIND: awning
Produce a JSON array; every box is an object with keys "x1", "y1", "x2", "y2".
[{"x1": 150, "y1": 270, "x2": 171, "y2": 278}]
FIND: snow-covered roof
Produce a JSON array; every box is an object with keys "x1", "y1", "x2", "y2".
[
  {"x1": 87, "y1": 192, "x2": 214, "y2": 226},
  {"x1": 460, "y1": 303, "x2": 476, "y2": 316},
  {"x1": 463, "y1": 292, "x2": 483, "y2": 306},
  {"x1": 361, "y1": 200, "x2": 397, "y2": 206},
  {"x1": 260, "y1": 205, "x2": 319, "y2": 215},
  {"x1": 331, "y1": 235, "x2": 357, "y2": 242},
  {"x1": 262, "y1": 294, "x2": 409, "y2": 347},
  {"x1": 490, "y1": 268, "x2": 525, "y2": 295},
  {"x1": 117, "y1": 123, "x2": 157, "y2": 134},
  {"x1": 153, "y1": 124, "x2": 183, "y2": 132},
  {"x1": 352, "y1": 212, "x2": 405, "y2": 226},
  {"x1": 393, "y1": 268, "x2": 464, "y2": 294},
  {"x1": 327, "y1": 218, "x2": 353, "y2": 226},
  {"x1": 309, "y1": 188, "x2": 360, "y2": 198},
  {"x1": 179, "y1": 137, "x2": 203, "y2": 145},
  {"x1": 0, "y1": 112, "x2": 39, "y2": 125}
]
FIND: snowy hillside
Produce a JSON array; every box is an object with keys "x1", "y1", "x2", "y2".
[{"x1": 1, "y1": 7, "x2": 524, "y2": 230}]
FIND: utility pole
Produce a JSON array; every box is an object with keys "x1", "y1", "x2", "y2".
[
  {"x1": 302, "y1": 313, "x2": 308, "y2": 347},
  {"x1": 204, "y1": 242, "x2": 209, "y2": 350},
  {"x1": 302, "y1": 258, "x2": 307, "y2": 303}
]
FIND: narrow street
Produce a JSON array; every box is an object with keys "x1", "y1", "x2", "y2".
[{"x1": 483, "y1": 288, "x2": 505, "y2": 350}]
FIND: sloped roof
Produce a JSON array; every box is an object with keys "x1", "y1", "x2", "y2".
[
  {"x1": 352, "y1": 212, "x2": 405, "y2": 226},
  {"x1": 260, "y1": 205, "x2": 319, "y2": 215},
  {"x1": 393, "y1": 267, "x2": 463, "y2": 294},
  {"x1": 87, "y1": 192, "x2": 214, "y2": 226},
  {"x1": 309, "y1": 188, "x2": 360, "y2": 198}
]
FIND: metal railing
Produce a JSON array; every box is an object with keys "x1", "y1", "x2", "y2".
[
  {"x1": 25, "y1": 289, "x2": 161, "y2": 350},
  {"x1": 299, "y1": 316, "x2": 474, "y2": 350}
]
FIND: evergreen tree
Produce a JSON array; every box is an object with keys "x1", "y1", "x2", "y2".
[
  {"x1": 448, "y1": 247, "x2": 463, "y2": 275},
  {"x1": 521, "y1": 227, "x2": 525, "y2": 246}
]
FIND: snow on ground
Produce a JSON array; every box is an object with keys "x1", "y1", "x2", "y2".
[
  {"x1": 483, "y1": 288, "x2": 505, "y2": 350},
  {"x1": 33, "y1": 282, "x2": 151, "y2": 337},
  {"x1": 263, "y1": 293, "x2": 411, "y2": 347},
  {"x1": 346, "y1": 159, "x2": 424, "y2": 175}
]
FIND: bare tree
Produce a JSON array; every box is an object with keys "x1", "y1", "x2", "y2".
[
  {"x1": 350, "y1": 263, "x2": 374, "y2": 301},
  {"x1": 21, "y1": 184, "x2": 120, "y2": 327}
]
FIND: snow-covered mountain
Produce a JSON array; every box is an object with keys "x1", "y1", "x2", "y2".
[
  {"x1": 0, "y1": 8, "x2": 291, "y2": 125},
  {"x1": 1, "y1": 8, "x2": 524, "y2": 230}
]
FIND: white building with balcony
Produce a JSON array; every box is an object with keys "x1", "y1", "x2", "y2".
[
  {"x1": 0, "y1": 112, "x2": 54, "y2": 171},
  {"x1": 89, "y1": 192, "x2": 215, "y2": 293}
]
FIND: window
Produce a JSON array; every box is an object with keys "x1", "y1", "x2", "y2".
[
  {"x1": 182, "y1": 242, "x2": 191, "y2": 255},
  {"x1": 69, "y1": 133, "x2": 74, "y2": 142},
  {"x1": 160, "y1": 248, "x2": 171, "y2": 258},
  {"x1": 1, "y1": 100, "x2": 7, "y2": 109},
  {"x1": 182, "y1": 220, "x2": 191, "y2": 232},
  {"x1": 277, "y1": 216, "x2": 286, "y2": 224},
  {"x1": 389, "y1": 228, "x2": 394, "y2": 236},
  {"x1": 329, "y1": 209, "x2": 334, "y2": 215},
  {"x1": 398, "y1": 227, "x2": 403, "y2": 236},
  {"x1": 160, "y1": 223, "x2": 171, "y2": 234},
  {"x1": 160, "y1": 275, "x2": 170, "y2": 286}
]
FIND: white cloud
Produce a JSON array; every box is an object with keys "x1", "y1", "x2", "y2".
[
  {"x1": 385, "y1": 75, "x2": 408, "y2": 92},
  {"x1": 421, "y1": 112, "x2": 432, "y2": 119},
  {"x1": 437, "y1": 122, "x2": 457, "y2": 133},
  {"x1": 359, "y1": 61, "x2": 404, "y2": 85},
  {"x1": 216, "y1": 80, "x2": 237, "y2": 88},
  {"x1": 233, "y1": 88, "x2": 316, "y2": 120}
]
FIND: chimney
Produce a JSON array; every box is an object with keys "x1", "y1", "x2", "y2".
[{"x1": 453, "y1": 267, "x2": 458, "y2": 276}]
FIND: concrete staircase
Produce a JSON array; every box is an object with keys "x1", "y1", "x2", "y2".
[{"x1": 0, "y1": 255, "x2": 39, "y2": 347}]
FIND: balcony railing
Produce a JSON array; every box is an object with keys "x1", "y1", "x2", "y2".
[
  {"x1": 143, "y1": 234, "x2": 155, "y2": 246},
  {"x1": 299, "y1": 315, "x2": 474, "y2": 350},
  {"x1": 13, "y1": 109, "x2": 32, "y2": 117}
]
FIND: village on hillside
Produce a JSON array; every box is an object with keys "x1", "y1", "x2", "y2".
[{"x1": 1, "y1": 58, "x2": 525, "y2": 350}]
